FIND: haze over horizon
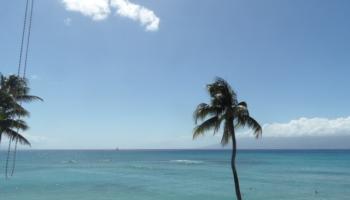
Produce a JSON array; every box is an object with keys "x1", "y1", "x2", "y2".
[{"x1": 1, "y1": 0, "x2": 350, "y2": 149}]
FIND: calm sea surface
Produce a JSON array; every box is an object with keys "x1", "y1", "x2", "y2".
[{"x1": 0, "y1": 150, "x2": 349, "y2": 200}]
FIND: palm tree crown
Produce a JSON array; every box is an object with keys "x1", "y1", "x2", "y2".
[
  {"x1": 0, "y1": 74, "x2": 42, "y2": 145},
  {"x1": 193, "y1": 77, "x2": 262, "y2": 144}
]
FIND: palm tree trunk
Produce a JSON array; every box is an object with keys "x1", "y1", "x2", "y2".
[
  {"x1": 231, "y1": 128, "x2": 242, "y2": 200},
  {"x1": 10, "y1": 139, "x2": 18, "y2": 176},
  {"x1": 5, "y1": 139, "x2": 12, "y2": 179},
  {"x1": 0, "y1": 133, "x2": 2, "y2": 161}
]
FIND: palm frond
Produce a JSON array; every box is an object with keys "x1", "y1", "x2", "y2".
[
  {"x1": 235, "y1": 116, "x2": 262, "y2": 138},
  {"x1": 0, "y1": 123, "x2": 30, "y2": 146},
  {"x1": 246, "y1": 116, "x2": 262, "y2": 138},
  {"x1": 193, "y1": 103, "x2": 219, "y2": 124},
  {"x1": 0, "y1": 100, "x2": 30, "y2": 118},
  {"x1": 0, "y1": 119, "x2": 28, "y2": 131},
  {"x1": 193, "y1": 116, "x2": 220, "y2": 139},
  {"x1": 9, "y1": 106, "x2": 30, "y2": 117},
  {"x1": 2, "y1": 128, "x2": 30, "y2": 146},
  {"x1": 1, "y1": 128, "x2": 17, "y2": 139},
  {"x1": 11, "y1": 119, "x2": 29, "y2": 131},
  {"x1": 233, "y1": 104, "x2": 249, "y2": 118},
  {"x1": 16, "y1": 95, "x2": 43, "y2": 102},
  {"x1": 233, "y1": 103, "x2": 250, "y2": 129},
  {"x1": 12, "y1": 133, "x2": 31, "y2": 146}
]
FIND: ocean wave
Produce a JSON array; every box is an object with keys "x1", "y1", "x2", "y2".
[
  {"x1": 100, "y1": 159, "x2": 112, "y2": 163},
  {"x1": 61, "y1": 160, "x2": 78, "y2": 164},
  {"x1": 129, "y1": 165, "x2": 155, "y2": 170},
  {"x1": 169, "y1": 160, "x2": 204, "y2": 164}
]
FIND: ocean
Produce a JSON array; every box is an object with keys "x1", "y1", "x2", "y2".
[{"x1": 0, "y1": 150, "x2": 349, "y2": 200}]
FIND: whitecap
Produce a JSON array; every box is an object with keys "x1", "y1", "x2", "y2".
[
  {"x1": 169, "y1": 160, "x2": 204, "y2": 164},
  {"x1": 61, "y1": 160, "x2": 78, "y2": 164},
  {"x1": 130, "y1": 165, "x2": 155, "y2": 170}
]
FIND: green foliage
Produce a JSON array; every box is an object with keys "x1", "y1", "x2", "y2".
[
  {"x1": 193, "y1": 77, "x2": 262, "y2": 145},
  {"x1": 0, "y1": 74, "x2": 42, "y2": 146}
]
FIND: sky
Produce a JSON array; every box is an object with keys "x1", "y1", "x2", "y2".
[{"x1": 1, "y1": 0, "x2": 350, "y2": 149}]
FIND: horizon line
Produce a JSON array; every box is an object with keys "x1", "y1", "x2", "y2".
[{"x1": 1, "y1": 148, "x2": 349, "y2": 151}]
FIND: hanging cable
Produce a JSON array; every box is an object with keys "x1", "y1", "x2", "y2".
[
  {"x1": 10, "y1": 0, "x2": 35, "y2": 177},
  {"x1": 5, "y1": 0, "x2": 30, "y2": 179},
  {"x1": 17, "y1": 0, "x2": 30, "y2": 76},
  {"x1": 5, "y1": 0, "x2": 35, "y2": 179},
  {"x1": 23, "y1": 0, "x2": 34, "y2": 78}
]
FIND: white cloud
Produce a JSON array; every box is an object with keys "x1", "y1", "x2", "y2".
[
  {"x1": 64, "y1": 17, "x2": 72, "y2": 26},
  {"x1": 62, "y1": 0, "x2": 110, "y2": 21},
  {"x1": 261, "y1": 117, "x2": 350, "y2": 137},
  {"x1": 61, "y1": 0, "x2": 160, "y2": 31},
  {"x1": 110, "y1": 0, "x2": 160, "y2": 31}
]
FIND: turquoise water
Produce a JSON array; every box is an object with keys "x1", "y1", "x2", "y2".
[{"x1": 0, "y1": 150, "x2": 349, "y2": 200}]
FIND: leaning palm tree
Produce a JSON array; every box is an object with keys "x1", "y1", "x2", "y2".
[{"x1": 193, "y1": 77, "x2": 262, "y2": 200}]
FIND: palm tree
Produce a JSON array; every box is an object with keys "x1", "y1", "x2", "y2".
[
  {"x1": 0, "y1": 74, "x2": 38, "y2": 145},
  {"x1": 193, "y1": 77, "x2": 262, "y2": 200},
  {"x1": 0, "y1": 74, "x2": 42, "y2": 177}
]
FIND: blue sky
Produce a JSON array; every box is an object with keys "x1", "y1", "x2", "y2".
[{"x1": 1, "y1": 0, "x2": 350, "y2": 149}]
